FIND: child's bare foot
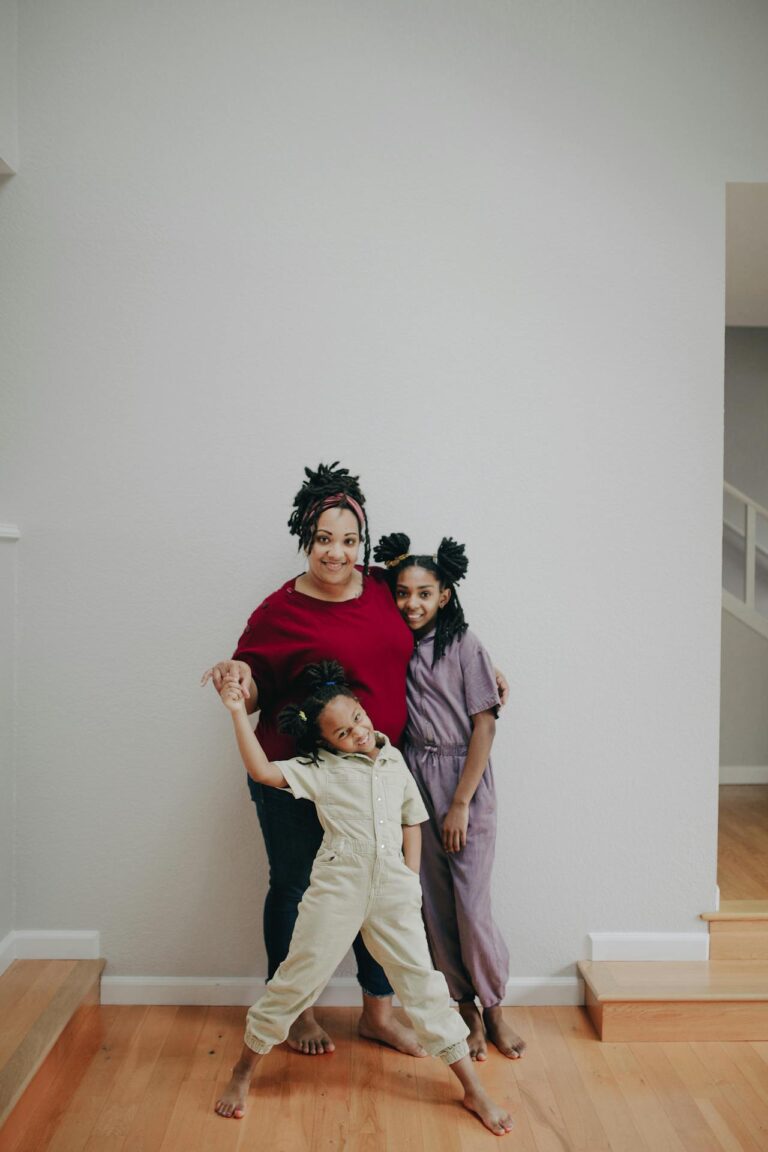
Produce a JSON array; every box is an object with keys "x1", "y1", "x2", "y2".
[
  {"x1": 483, "y1": 1006, "x2": 526, "y2": 1059},
  {"x1": 287, "y1": 1008, "x2": 335, "y2": 1055},
  {"x1": 459, "y1": 1001, "x2": 488, "y2": 1061},
  {"x1": 463, "y1": 1086, "x2": 514, "y2": 1136},
  {"x1": 358, "y1": 997, "x2": 427, "y2": 1057},
  {"x1": 214, "y1": 1061, "x2": 252, "y2": 1119}
]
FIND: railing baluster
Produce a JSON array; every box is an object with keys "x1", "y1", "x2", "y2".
[
  {"x1": 745, "y1": 503, "x2": 757, "y2": 609},
  {"x1": 723, "y1": 482, "x2": 768, "y2": 641}
]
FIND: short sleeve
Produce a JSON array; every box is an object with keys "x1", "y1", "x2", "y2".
[
  {"x1": 274, "y1": 758, "x2": 322, "y2": 803},
  {"x1": 460, "y1": 631, "x2": 501, "y2": 717},
  {"x1": 401, "y1": 766, "x2": 430, "y2": 825}
]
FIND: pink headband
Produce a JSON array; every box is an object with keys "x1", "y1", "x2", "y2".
[{"x1": 304, "y1": 493, "x2": 365, "y2": 531}]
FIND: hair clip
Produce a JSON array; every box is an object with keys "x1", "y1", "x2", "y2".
[
  {"x1": 385, "y1": 553, "x2": 410, "y2": 568},
  {"x1": 298, "y1": 710, "x2": 307, "y2": 721}
]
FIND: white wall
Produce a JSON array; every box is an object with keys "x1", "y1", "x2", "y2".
[
  {"x1": 0, "y1": 0, "x2": 18, "y2": 174},
  {"x1": 0, "y1": 539, "x2": 16, "y2": 944},
  {"x1": 4, "y1": 0, "x2": 766, "y2": 982},
  {"x1": 720, "y1": 609, "x2": 768, "y2": 769},
  {"x1": 726, "y1": 185, "x2": 768, "y2": 327},
  {"x1": 724, "y1": 327, "x2": 768, "y2": 507}
]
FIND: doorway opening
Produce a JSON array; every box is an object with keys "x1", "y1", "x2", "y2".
[{"x1": 719, "y1": 183, "x2": 768, "y2": 907}]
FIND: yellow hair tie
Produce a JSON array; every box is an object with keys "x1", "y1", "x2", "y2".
[
  {"x1": 298, "y1": 710, "x2": 307, "y2": 721},
  {"x1": 385, "y1": 553, "x2": 410, "y2": 568}
]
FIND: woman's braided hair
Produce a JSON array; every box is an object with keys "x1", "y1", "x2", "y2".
[
  {"x1": 373, "y1": 533, "x2": 469, "y2": 664},
  {"x1": 287, "y1": 462, "x2": 371, "y2": 573},
  {"x1": 278, "y1": 660, "x2": 358, "y2": 763}
]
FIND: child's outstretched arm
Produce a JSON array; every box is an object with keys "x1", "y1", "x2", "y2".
[
  {"x1": 218, "y1": 677, "x2": 287, "y2": 790},
  {"x1": 442, "y1": 710, "x2": 496, "y2": 853}
]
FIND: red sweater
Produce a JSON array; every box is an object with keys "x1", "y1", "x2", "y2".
[{"x1": 233, "y1": 567, "x2": 414, "y2": 761}]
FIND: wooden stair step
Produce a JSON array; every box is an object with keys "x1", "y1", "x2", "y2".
[
  {"x1": 578, "y1": 959, "x2": 768, "y2": 1041},
  {"x1": 702, "y1": 901, "x2": 768, "y2": 959},
  {"x1": 0, "y1": 959, "x2": 105, "y2": 1131},
  {"x1": 702, "y1": 900, "x2": 768, "y2": 919}
]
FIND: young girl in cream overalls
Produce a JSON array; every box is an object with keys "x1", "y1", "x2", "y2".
[
  {"x1": 213, "y1": 659, "x2": 514, "y2": 1136},
  {"x1": 374, "y1": 533, "x2": 525, "y2": 1063}
]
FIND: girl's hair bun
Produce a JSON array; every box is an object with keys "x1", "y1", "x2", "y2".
[
  {"x1": 373, "y1": 532, "x2": 411, "y2": 567},
  {"x1": 435, "y1": 537, "x2": 468, "y2": 584},
  {"x1": 302, "y1": 659, "x2": 349, "y2": 693},
  {"x1": 277, "y1": 703, "x2": 308, "y2": 739},
  {"x1": 302, "y1": 461, "x2": 357, "y2": 495}
]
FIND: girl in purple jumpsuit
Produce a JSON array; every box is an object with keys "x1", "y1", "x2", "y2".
[{"x1": 374, "y1": 534, "x2": 526, "y2": 1063}]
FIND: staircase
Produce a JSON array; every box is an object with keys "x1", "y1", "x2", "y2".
[
  {"x1": 0, "y1": 959, "x2": 105, "y2": 1140},
  {"x1": 578, "y1": 954, "x2": 768, "y2": 1041}
]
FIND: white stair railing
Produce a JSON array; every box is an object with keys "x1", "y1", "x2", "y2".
[{"x1": 722, "y1": 482, "x2": 768, "y2": 641}]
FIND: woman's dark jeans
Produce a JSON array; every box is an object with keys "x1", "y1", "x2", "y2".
[{"x1": 249, "y1": 778, "x2": 394, "y2": 997}]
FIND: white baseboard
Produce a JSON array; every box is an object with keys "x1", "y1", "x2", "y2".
[
  {"x1": 588, "y1": 932, "x2": 709, "y2": 961},
  {"x1": 0, "y1": 930, "x2": 101, "y2": 974},
  {"x1": 101, "y1": 974, "x2": 583, "y2": 1007},
  {"x1": 720, "y1": 765, "x2": 768, "y2": 784},
  {"x1": 101, "y1": 976, "x2": 352, "y2": 1007},
  {"x1": 0, "y1": 932, "x2": 15, "y2": 976},
  {"x1": 501, "y1": 977, "x2": 582, "y2": 1005}
]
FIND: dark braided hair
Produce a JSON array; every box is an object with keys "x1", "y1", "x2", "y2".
[
  {"x1": 286, "y1": 461, "x2": 371, "y2": 574},
  {"x1": 278, "y1": 660, "x2": 359, "y2": 763},
  {"x1": 373, "y1": 533, "x2": 469, "y2": 664}
]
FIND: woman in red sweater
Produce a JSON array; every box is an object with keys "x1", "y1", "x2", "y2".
[{"x1": 203, "y1": 462, "x2": 422, "y2": 1057}]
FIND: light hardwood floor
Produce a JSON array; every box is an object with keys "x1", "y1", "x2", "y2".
[
  {"x1": 3, "y1": 1005, "x2": 768, "y2": 1151},
  {"x1": 718, "y1": 785, "x2": 768, "y2": 901}
]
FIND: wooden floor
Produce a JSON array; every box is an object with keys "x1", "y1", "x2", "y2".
[
  {"x1": 3, "y1": 1005, "x2": 768, "y2": 1152},
  {"x1": 718, "y1": 785, "x2": 768, "y2": 901}
]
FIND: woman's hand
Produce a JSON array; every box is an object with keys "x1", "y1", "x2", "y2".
[
  {"x1": 442, "y1": 801, "x2": 469, "y2": 853},
  {"x1": 494, "y1": 667, "x2": 509, "y2": 707},
  {"x1": 200, "y1": 660, "x2": 253, "y2": 700}
]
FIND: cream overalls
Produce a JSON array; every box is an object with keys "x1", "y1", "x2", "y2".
[{"x1": 243, "y1": 734, "x2": 469, "y2": 1064}]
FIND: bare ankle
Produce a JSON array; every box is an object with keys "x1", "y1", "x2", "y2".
[{"x1": 360, "y1": 993, "x2": 394, "y2": 1020}]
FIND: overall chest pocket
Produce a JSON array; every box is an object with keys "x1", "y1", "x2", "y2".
[
  {"x1": 382, "y1": 777, "x2": 405, "y2": 821},
  {"x1": 324, "y1": 770, "x2": 371, "y2": 815}
]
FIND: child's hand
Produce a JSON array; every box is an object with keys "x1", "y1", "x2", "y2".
[
  {"x1": 201, "y1": 660, "x2": 252, "y2": 699},
  {"x1": 442, "y1": 801, "x2": 469, "y2": 853},
  {"x1": 219, "y1": 675, "x2": 247, "y2": 714}
]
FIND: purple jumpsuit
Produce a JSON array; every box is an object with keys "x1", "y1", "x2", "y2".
[{"x1": 404, "y1": 628, "x2": 510, "y2": 1008}]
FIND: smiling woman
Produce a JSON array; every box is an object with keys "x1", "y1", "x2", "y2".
[{"x1": 294, "y1": 507, "x2": 365, "y2": 601}]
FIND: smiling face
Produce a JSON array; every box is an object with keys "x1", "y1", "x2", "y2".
[
  {"x1": 305, "y1": 507, "x2": 361, "y2": 589},
  {"x1": 394, "y1": 565, "x2": 451, "y2": 637},
  {"x1": 318, "y1": 695, "x2": 378, "y2": 757}
]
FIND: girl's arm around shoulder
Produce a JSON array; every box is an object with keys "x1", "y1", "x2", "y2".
[{"x1": 220, "y1": 680, "x2": 288, "y2": 789}]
